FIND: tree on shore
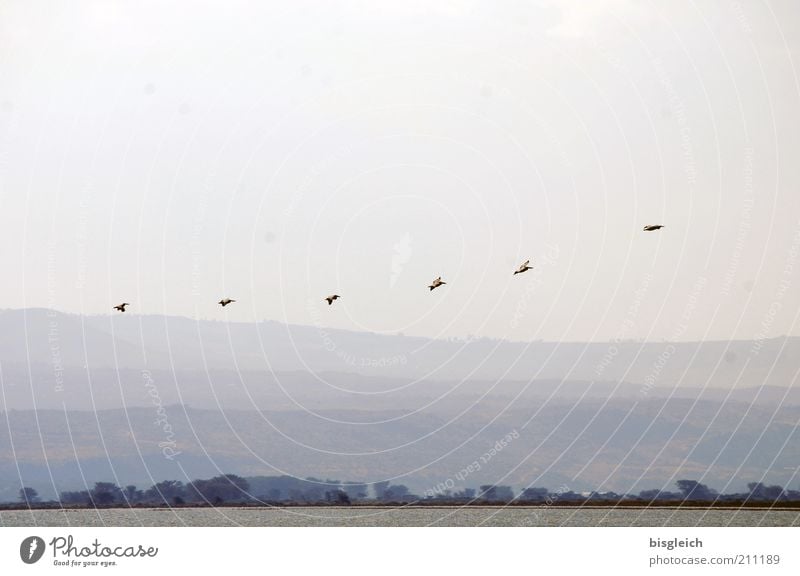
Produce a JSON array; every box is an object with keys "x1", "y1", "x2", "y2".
[
  {"x1": 188, "y1": 474, "x2": 250, "y2": 504},
  {"x1": 676, "y1": 480, "x2": 716, "y2": 500},
  {"x1": 479, "y1": 485, "x2": 515, "y2": 502},
  {"x1": 59, "y1": 490, "x2": 91, "y2": 505},
  {"x1": 19, "y1": 487, "x2": 39, "y2": 505},
  {"x1": 144, "y1": 480, "x2": 186, "y2": 505},
  {"x1": 382, "y1": 484, "x2": 410, "y2": 501},
  {"x1": 340, "y1": 482, "x2": 369, "y2": 500},
  {"x1": 325, "y1": 490, "x2": 351, "y2": 505},
  {"x1": 123, "y1": 485, "x2": 141, "y2": 504},
  {"x1": 747, "y1": 482, "x2": 786, "y2": 501},
  {"x1": 373, "y1": 481, "x2": 391, "y2": 500},
  {"x1": 90, "y1": 482, "x2": 123, "y2": 505},
  {"x1": 521, "y1": 487, "x2": 549, "y2": 501}
]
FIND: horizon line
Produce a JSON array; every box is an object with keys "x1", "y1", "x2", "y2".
[{"x1": 0, "y1": 306, "x2": 796, "y2": 346}]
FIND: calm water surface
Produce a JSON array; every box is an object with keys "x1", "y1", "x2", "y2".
[{"x1": 2, "y1": 507, "x2": 798, "y2": 527}]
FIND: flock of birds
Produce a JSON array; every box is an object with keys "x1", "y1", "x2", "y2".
[{"x1": 112, "y1": 225, "x2": 664, "y2": 313}]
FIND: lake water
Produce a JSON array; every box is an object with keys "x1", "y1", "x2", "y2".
[{"x1": 2, "y1": 506, "x2": 798, "y2": 527}]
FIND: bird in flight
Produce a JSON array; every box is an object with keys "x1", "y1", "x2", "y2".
[
  {"x1": 113, "y1": 303, "x2": 130, "y2": 312},
  {"x1": 218, "y1": 298, "x2": 236, "y2": 307},
  {"x1": 643, "y1": 225, "x2": 664, "y2": 231},
  {"x1": 429, "y1": 276, "x2": 446, "y2": 291},
  {"x1": 325, "y1": 294, "x2": 341, "y2": 306},
  {"x1": 514, "y1": 260, "x2": 533, "y2": 275}
]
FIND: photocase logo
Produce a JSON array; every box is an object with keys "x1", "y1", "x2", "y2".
[{"x1": 20, "y1": 536, "x2": 45, "y2": 564}]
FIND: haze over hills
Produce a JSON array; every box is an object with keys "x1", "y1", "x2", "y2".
[
  {"x1": 1, "y1": 308, "x2": 798, "y2": 502},
  {"x1": 1, "y1": 308, "x2": 798, "y2": 403},
  {"x1": 2, "y1": 399, "x2": 799, "y2": 503}
]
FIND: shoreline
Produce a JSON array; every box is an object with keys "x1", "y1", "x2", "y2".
[{"x1": 4, "y1": 501, "x2": 800, "y2": 512}]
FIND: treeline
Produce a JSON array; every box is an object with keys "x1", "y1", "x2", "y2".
[
  {"x1": 425, "y1": 480, "x2": 800, "y2": 504},
  {"x1": 13, "y1": 477, "x2": 800, "y2": 507},
  {"x1": 17, "y1": 475, "x2": 415, "y2": 507}
]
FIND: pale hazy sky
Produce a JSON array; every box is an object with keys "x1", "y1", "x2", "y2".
[{"x1": 1, "y1": 0, "x2": 799, "y2": 342}]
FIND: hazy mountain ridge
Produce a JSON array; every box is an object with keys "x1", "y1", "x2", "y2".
[
  {"x1": 1, "y1": 309, "x2": 798, "y2": 410},
  {"x1": 3, "y1": 363, "x2": 800, "y2": 413}
]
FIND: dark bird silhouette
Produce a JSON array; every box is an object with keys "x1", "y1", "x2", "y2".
[
  {"x1": 429, "y1": 276, "x2": 446, "y2": 291},
  {"x1": 218, "y1": 298, "x2": 236, "y2": 307},
  {"x1": 643, "y1": 225, "x2": 664, "y2": 231},
  {"x1": 113, "y1": 303, "x2": 130, "y2": 312},
  {"x1": 325, "y1": 294, "x2": 341, "y2": 306},
  {"x1": 513, "y1": 259, "x2": 533, "y2": 275}
]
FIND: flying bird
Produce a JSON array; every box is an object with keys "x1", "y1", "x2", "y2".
[
  {"x1": 513, "y1": 260, "x2": 533, "y2": 275},
  {"x1": 218, "y1": 298, "x2": 236, "y2": 307},
  {"x1": 113, "y1": 303, "x2": 130, "y2": 312},
  {"x1": 643, "y1": 225, "x2": 664, "y2": 231},
  {"x1": 429, "y1": 276, "x2": 446, "y2": 291},
  {"x1": 325, "y1": 294, "x2": 341, "y2": 306}
]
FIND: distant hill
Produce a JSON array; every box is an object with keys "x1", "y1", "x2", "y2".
[
  {"x1": 0, "y1": 308, "x2": 798, "y2": 412},
  {"x1": 2, "y1": 308, "x2": 798, "y2": 502}
]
